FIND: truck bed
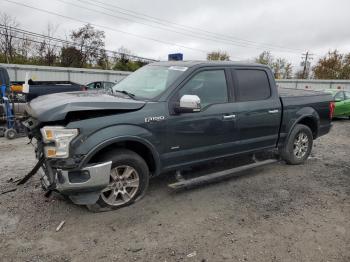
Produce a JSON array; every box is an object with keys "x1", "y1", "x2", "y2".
[
  {"x1": 279, "y1": 87, "x2": 331, "y2": 106},
  {"x1": 278, "y1": 87, "x2": 326, "y2": 97},
  {"x1": 278, "y1": 87, "x2": 332, "y2": 140}
]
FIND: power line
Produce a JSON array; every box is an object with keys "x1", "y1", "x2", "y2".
[
  {"x1": 3, "y1": 0, "x2": 212, "y2": 55},
  {"x1": 61, "y1": 0, "x2": 304, "y2": 54},
  {"x1": 0, "y1": 31, "x2": 152, "y2": 66},
  {"x1": 57, "y1": 0, "x2": 286, "y2": 54},
  {"x1": 75, "y1": 0, "x2": 305, "y2": 53},
  {"x1": 0, "y1": 26, "x2": 152, "y2": 62},
  {"x1": 0, "y1": 25, "x2": 160, "y2": 65},
  {"x1": 0, "y1": 24, "x2": 158, "y2": 62}
]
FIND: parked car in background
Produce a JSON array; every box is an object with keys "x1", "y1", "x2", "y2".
[
  {"x1": 324, "y1": 89, "x2": 350, "y2": 119},
  {"x1": 10, "y1": 80, "x2": 88, "y2": 102},
  {"x1": 86, "y1": 81, "x2": 115, "y2": 91}
]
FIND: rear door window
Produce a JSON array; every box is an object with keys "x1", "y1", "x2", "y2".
[{"x1": 235, "y1": 70, "x2": 271, "y2": 102}]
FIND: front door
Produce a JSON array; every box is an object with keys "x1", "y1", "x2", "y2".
[{"x1": 162, "y1": 69, "x2": 240, "y2": 169}]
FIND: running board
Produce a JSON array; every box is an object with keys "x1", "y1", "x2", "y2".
[{"x1": 168, "y1": 159, "x2": 278, "y2": 190}]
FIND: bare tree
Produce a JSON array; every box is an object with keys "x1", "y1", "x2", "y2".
[
  {"x1": 273, "y1": 58, "x2": 293, "y2": 79},
  {"x1": 36, "y1": 23, "x2": 59, "y2": 66},
  {"x1": 255, "y1": 51, "x2": 274, "y2": 66},
  {"x1": 283, "y1": 63, "x2": 293, "y2": 79},
  {"x1": 97, "y1": 49, "x2": 110, "y2": 69},
  {"x1": 70, "y1": 24, "x2": 105, "y2": 67},
  {"x1": 0, "y1": 12, "x2": 19, "y2": 63},
  {"x1": 17, "y1": 34, "x2": 32, "y2": 62},
  {"x1": 255, "y1": 51, "x2": 293, "y2": 79}
]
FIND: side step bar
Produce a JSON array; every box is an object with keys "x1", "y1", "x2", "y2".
[{"x1": 168, "y1": 159, "x2": 279, "y2": 190}]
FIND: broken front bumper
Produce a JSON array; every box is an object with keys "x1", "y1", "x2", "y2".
[{"x1": 41, "y1": 161, "x2": 112, "y2": 194}]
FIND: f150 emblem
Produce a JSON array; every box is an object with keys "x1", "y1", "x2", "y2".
[{"x1": 145, "y1": 116, "x2": 165, "y2": 123}]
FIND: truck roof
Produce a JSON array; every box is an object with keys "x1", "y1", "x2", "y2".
[{"x1": 150, "y1": 60, "x2": 270, "y2": 69}]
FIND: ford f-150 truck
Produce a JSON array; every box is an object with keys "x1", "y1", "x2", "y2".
[{"x1": 23, "y1": 61, "x2": 333, "y2": 211}]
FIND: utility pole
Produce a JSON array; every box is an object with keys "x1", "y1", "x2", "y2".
[{"x1": 301, "y1": 51, "x2": 313, "y2": 79}]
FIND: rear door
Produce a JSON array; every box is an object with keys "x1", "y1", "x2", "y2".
[{"x1": 231, "y1": 68, "x2": 282, "y2": 151}]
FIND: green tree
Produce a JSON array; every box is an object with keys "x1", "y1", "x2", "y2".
[
  {"x1": 112, "y1": 47, "x2": 145, "y2": 71},
  {"x1": 341, "y1": 54, "x2": 350, "y2": 79},
  {"x1": 207, "y1": 51, "x2": 230, "y2": 61},
  {"x1": 60, "y1": 46, "x2": 83, "y2": 67},
  {"x1": 313, "y1": 50, "x2": 350, "y2": 79}
]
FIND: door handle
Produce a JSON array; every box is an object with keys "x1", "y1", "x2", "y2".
[
  {"x1": 223, "y1": 114, "x2": 236, "y2": 120},
  {"x1": 268, "y1": 109, "x2": 279, "y2": 114}
]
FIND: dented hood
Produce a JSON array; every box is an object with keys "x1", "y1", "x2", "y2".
[{"x1": 25, "y1": 91, "x2": 146, "y2": 122}]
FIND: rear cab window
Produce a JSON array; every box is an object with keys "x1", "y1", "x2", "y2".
[{"x1": 234, "y1": 69, "x2": 271, "y2": 102}]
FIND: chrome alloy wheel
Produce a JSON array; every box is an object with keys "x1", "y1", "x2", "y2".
[
  {"x1": 101, "y1": 165, "x2": 140, "y2": 206},
  {"x1": 293, "y1": 132, "x2": 309, "y2": 159}
]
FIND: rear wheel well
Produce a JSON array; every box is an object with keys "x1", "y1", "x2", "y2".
[
  {"x1": 89, "y1": 141, "x2": 156, "y2": 175},
  {"x1": 298, "y1": 117, "x2": 318, "y2": 138}
]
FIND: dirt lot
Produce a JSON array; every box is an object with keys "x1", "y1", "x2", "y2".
[{"x1": 0, "y1": 120, "x2": 349, "y2": 262}]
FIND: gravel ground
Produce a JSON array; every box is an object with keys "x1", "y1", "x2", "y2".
[{"x1": 0, "y1": 120, "x2": 349, "y2": 262}]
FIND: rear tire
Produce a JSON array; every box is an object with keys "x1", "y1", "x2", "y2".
[
  {"x1": 87, "y1": 149, "x2": 149, "y2": 212},
  {"x1": 280, "y1": 124, "x2": 313, "y2": 165}
]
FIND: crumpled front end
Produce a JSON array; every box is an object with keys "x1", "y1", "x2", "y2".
[{"x1": 22, "y1": 116, "x2": 111, "y2": 205}]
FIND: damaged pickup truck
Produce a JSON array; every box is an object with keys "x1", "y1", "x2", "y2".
[{"x1": 23, "y1": 61, "x2": 333, "y2": 211}]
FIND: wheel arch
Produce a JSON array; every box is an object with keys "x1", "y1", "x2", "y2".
[
  {"x1": 286, "y1": 107, "x2": 320, "y2": 141},
  {"x1": 82, "y1": 136, "x2": 161, "y2": 176},
  {"x1": 297, "y1": 116, "x2": 318, "y2": 138}
]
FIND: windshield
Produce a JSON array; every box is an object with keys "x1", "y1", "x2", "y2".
[{"x1": 112, "y1": 65, "x2": 187, "y2": 99}]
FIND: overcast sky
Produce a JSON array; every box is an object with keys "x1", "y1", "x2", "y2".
[{"x1": 2, "y1": 0, "x2": 350, "y2": 69}]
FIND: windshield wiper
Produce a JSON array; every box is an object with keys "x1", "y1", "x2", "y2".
[{"x1": 114, "y1": 89, "x2": 136, "y2": 99}]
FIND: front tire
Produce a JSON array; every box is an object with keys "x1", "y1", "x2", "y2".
[
  {"x1": 87, "y1": 149, "x2": 149, "y2": 212},
  {"x1": 280, "y1": 124, "x2": 313, "y2": 165}
]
